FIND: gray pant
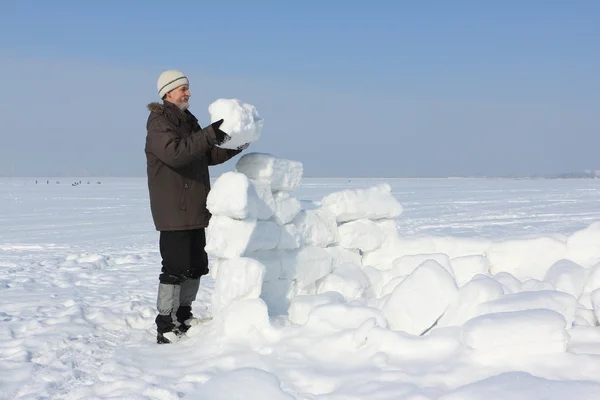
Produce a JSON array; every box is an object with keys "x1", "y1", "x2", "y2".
[{"x1": 157, "y1": 278, "x2": 200, "y2": 316}]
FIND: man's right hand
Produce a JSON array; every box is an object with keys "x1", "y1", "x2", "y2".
[{"x1": 211, "y1": 119, "x2": 231, "y2": 145}]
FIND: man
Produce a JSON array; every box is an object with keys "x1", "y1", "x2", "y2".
[{"x1": 145, "y1": 70, "x2": 248, "y2": 344}]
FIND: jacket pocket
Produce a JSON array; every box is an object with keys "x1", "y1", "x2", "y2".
[{"x1": 179, "y1": 180, "x2": 189, "y2": 210}]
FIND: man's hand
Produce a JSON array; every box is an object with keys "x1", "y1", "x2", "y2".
[
  {"x1": 210, "y1": 119, "x2": 231, "y2": 145},
  {"x1": 236, "y1": 143, "x2": 250, "y2": 151}
]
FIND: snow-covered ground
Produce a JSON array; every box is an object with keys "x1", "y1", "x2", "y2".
[{"x1": 3, "y1": 176, "x2": 600, "y2": 399}]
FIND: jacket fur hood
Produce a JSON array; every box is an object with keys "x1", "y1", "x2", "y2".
[
  {"x1": 147, "y1": 101, "x2": 199, "y2": 126},
  {"x1": 147, "y1": 102, "x2": 165, "y2": 114}
]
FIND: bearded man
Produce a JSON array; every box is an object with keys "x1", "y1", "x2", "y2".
[{"x1": 145, "y1": 70, "x2": 248, "y2": 343}]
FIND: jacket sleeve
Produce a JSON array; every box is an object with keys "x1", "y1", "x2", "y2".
[
  {"x1": 146, "y1": 116, "x2": 218, "y2": 168},
  {"x1": 207, "y1": 146, "x2": 242, "y2": 166}
]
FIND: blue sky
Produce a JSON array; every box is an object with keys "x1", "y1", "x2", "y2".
[{"x1": 1, "y1": 1, "x2": 599, "y2": 177}]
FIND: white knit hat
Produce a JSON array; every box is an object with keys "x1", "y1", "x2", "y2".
[{"x1": 157, "y1": 70, "x2": 189, "y2": 98}]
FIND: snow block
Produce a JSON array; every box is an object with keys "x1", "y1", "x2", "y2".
[
  {"x1": 292, "y1": 208, "x2": 339, "y2": 248},
  {"x1": 580, "y1": 262, "x2": 600, "y2": 308},
  {"x1": 437, "y1": 275, "x2": 505, "y2": 328},
  {"x1": 390, "y1": 253, "x2": 454, "y2": 279},
  {"x1": 362, "y1": 265, "x2": 385, "y2": 300},
  {"x1": 476, "y1": 289, "x2": 578, "y2": 328},
  {"x1": 216, "y1": 298, "x2": 271, "y2": 338},
  {"x1": 320, "y1": 183, "x2": 404, "y2": 223},
  {"x1": 487, "y1": 236, "x2": 568, "y2": 281},
  {"x1": 325, "y1": 246, "x2": 362, "y2": 270},
  {"x1": 316, "y1": 262, "x2": 371, "y2": 300},
  {"x1": 271, "y1": 191, "x2": 302, "y2": 226},
  {"x1": 207, "y1": 171, "x2": 270, "y2": 220},
  {"x1": 382, "y1": 260, "x2": 458, "y2": 335},
  {"x1": 461, "y1": 309, "x2": 569, "y2": 355},
  {"x1": 566, "y1": 221, "x2": 600, "y2": 267},
  {"x1": 208, "y1": 98, "x2": 263, "y2": 150},
  {"x1": 250, "y1": 180, "x2": 276, "y2": 219},
  {"x1": 544, "y1": 259, "x2": 589, "y2": 299},
  {"x1": 337, "y1": 219, "x2": 385, "y2": 252},
  {"x1": 205, "y1": 216, "x2": 281, "y2": 259},
  {"x1": 281, "y1": 247, "x2": 333, "y2": 290},
  {"x1": 235, "y1": 153, "x2": 303, "y2": 192},
  {"x1": 211, "y1": 258, "x2": 266, "y2": 316}
]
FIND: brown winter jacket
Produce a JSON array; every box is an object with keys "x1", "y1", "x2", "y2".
[{"x1": 145, "y1": 101, "x2": 242, "y2": 231}]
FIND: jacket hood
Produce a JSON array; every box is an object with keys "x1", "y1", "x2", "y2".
[{"x1": 147, "y1": 102, "x2": 166, "y2": 114}]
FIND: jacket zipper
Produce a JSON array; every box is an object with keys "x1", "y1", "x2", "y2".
[{"x1": 180, "y1": 180, "x2": 189, "y2": 210}]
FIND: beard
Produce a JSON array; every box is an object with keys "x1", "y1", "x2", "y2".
[{"x1": 176, "y1": 99, "x2": 189, "y2": 111}]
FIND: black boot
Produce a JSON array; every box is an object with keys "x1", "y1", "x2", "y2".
[
  {"x1": 176, "y1": 305, "x2": 193, "y2": 323},
  {"x1": 155, "y1": 314, "x2": 176, "y2": 344},
  {"x1": 175, "y1": 305, "x2": 193, "y2": 334},
  {"x1": 157, "y1": 332, "x2": 174, "y2": 344}
]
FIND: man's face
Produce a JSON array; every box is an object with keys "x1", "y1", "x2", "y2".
[{"x1": 165, "y1": 84, "x2": 191, "y2": 110}]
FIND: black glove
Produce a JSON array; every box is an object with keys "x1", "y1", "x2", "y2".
[{"x1": 210, "y1": 119, "x2": 231, "y2": 146}]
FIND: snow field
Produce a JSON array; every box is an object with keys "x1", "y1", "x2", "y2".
[{"x1": 4, "y1": 174, "x2": 600, "y2": 399}]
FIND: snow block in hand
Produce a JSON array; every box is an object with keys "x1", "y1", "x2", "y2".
[{"x1": 209, "y1": 98, "x2": 263, "y2": 150}]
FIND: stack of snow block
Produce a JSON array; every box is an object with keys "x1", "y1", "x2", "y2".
[
  {"x1": 206, "y1": 160, "x2": 423, "y2": 316},
  {"x1": 205, "y1": 154, "x2": 410, "y2": 318},
  {"x1": 309, "y1": 184, "x2": 404, "y2": 301},
  {"x1": 317, "y1": 184, "x2": 464, "y2": 335},
  {"x1": 206, "y1": 153, "x2": 315, "y2": 316}
]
